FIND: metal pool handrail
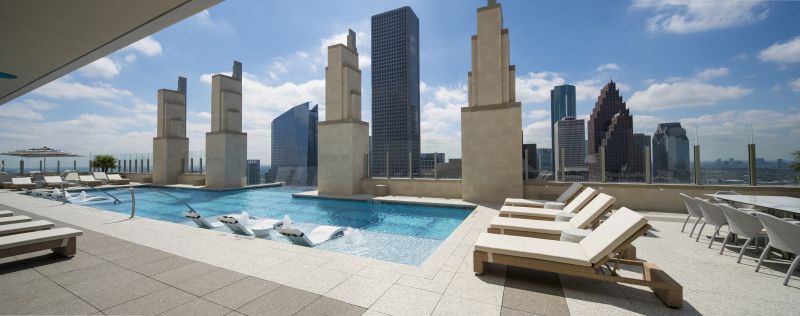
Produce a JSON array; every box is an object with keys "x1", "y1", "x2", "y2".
[
  {"x1": 87, "y1": 186, "x2": 122, "y2": 205},
  {"x1": 148, "y1": 188, "x2": 196, "y2": 212}
]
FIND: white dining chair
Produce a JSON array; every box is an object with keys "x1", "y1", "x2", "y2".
[
  {"x1": 694, "y1": 198, "x2": 728, "y2": 248},
  {"x1": 718, "y1": 204, "x2": 766, "y2": 263},
  {"x1": 679, "y1": 193, "x2": 704, "y2": 237},
  {"x1": 754, "y1": 212, "x2": 800, "y2": 286}
]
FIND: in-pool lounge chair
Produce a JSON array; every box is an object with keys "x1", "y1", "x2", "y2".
[
  {"x1": 0, "y1": 220, "x2": 54, "y2": 237},
  {"x1": 93, "y1": 172, "x2": 110, "y2": 184},
  {"x1": 474, "y1": 208, "x2": 682, "y2": 308},
  {"x1": 44, "y1": 176, "x2": 71, "y2": 188},
  {"x1": 490, "y1": 193, "x2": 616, "y2": 239},
  {"x1": 0, "y1": 210, "x2": 12, "y2": 217},
  {"x1": 0, "y1": 228, "x2": 83, "y2": 259},
  {"x1": 0, "y1": 215, "x2": 32, "y2": 225},
  {"x1": 78, "y1": 175, "x2": 102, "y2": 187},
  {"x1": 107, "y1": 174, "x2": 131, "y2": 185},
  {"x1": 500, "y1": 187, "x2": 599, "y2": 221},
  {"x1": 184, "y1": 210, "x2": 228, "y2": 229},
  {"x1": 504, "y1": 183, "x2": 582, "y2": 209},
  {"x1": 11, "y1": 177, "x2": 36, "y2": 190},
  {"x1": 218, "y1": 212, "x2": 283, "y2": 237},
  {"x1": 276, "y1": 216, "x2": 345, "y2": 247}
]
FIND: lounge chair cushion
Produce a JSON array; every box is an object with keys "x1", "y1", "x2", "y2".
[
  {"x1": 502, "y1": 184, "x2": 583, "y2": 207},
  {"x1": 0, "y1": 210, "x2": 12, "y2": 217},
  {"x1": 580, "y1": 208, "x2": 648, "y2": 264},
  {"x1": 568, "y1": 193, "x2": 616, "y2": 228},
  {"x1": 44, "y1": 176, "x2": 65, "y2": 184},
  {"x1": 0, "y1": 220, "x2": 54, "y2": 236},
  {"x1": 490, "y1": 217, "x2": 573, "y2": 235},
  {"x1": 474, "y1": 233, "x2": 592, "y2": 266},
  {"x1": 0, "y1": 216, "x2": 32, "y2": 225},
  {"x1": 11, "y1": 178, "x2": 33, "y2": 185},
  {"x1": 0, "y1": 228, "x2": 82, "y2": 250},
  {"x1": 561, "y1": 188, "x2": 598, "y2": 213},
  {"x1": 499, "y1": 205, "x2": 563, "y2": 219}
]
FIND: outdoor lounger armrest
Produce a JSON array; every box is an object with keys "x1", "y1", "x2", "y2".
[
  {"x1": 0, "y1": 227, "x2": 83, "y2": 258},
  {"x1": 0, "y1": 215, "x2": 32, "y2": 225},
  {"x1": 0, "y1": 210, "x2": 13, "y2": 217},
  {"x1": 0, "y1": 220, "x2": 54, "y2": 237}
]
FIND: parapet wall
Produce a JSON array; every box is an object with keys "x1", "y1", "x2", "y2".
[{"x1": 361, "y1": 178, "x2": 462, "y2": 199}]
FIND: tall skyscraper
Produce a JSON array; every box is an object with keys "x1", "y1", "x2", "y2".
[
  {"x1": 270, "y1": 102, "x2": 318, "y2": 185},
  {"x1": 550, "y1": 84, "x2": 576, "y2": 174},
  {"x1": 371, "y1": 7, "x2": 420, "y2": 177},
  {"x1": 523, "y1": 144, "x2": 538, "y2": 180},
  {"x1": 587, "y1": 80, "x2": 642, "y2": 182},
  {"x1": 554, "y1": 117, "x2": 587, "y2": 181},
  {"x1": 246, "y1": 159, "x2": 261, "y2": 185},
  {"x1": 536, "y1": 148, "x2": 553, "y2": 180},
  {"x1": 652, "y1": 122, "x2": 690, "y2": 183}
]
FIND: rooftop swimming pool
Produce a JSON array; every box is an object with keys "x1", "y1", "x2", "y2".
[{"x1": 76, "y1": 186, "x2": 473, "y2": 265}]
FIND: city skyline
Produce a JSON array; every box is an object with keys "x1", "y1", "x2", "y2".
[{"x1": 0, "y1": 0, "x2": 798, "y2": 163}]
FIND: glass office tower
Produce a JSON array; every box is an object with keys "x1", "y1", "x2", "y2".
[
  {"x1": 550, "y1": 84, "x2": 576, "y2": 174},
  {"x1": 270, "y1": 102, "x2": 318, "y2": 185}
]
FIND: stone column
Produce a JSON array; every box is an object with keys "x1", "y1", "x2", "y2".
[
  {"x1": 461, "y1": 0, "x2": 522, "y2": 202},
  {"x1": 153, "y1": 77, "x2": 189, "y2": 184},
  {"x1": 205, "y1": 61, "x2": 247, "y2": 188},
  {"x1": 317, "y1": 30, "x2": 369, "y2": 196}
]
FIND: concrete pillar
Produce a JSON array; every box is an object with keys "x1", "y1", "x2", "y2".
[
  {"x1": 19, "y1": 160, "x2": 23, "y2": 175},
  {"x1": 205, "y1": 61, "x2": 247, "y2": 188},
  {"x1": 153, "y1": 77, "x2": 190, "y2": 184},
  {"x1": 645, "y1": 146, "x2": 652, "y2": 184},
  {"x1": 748, "y1": 144, "x2": 757, "y2": 186},
  {"x1": 57, "y1": 161, "x2": 60, "y2": 173},
  {"x1": 317, "y1": 30, "x2": 369, "y2": 196},
  {"x1": 461, "y1": 0, "x2": 522, "y2": 202}
]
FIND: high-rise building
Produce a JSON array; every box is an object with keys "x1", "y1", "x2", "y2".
[
  {"x1": 523, "y1": 144, "x2": 538, "y2": 180},
  {"x1": 554, "y1": 117, "x2": 587, "y2": 181},
  {"x1": 270, "y1": 102, "x2": 318, "y2": 185},
  {"x1": 587, "y1": 80, "x2": 642, "y2": 182},
  {"x1": 536, "y1": 148, "x2": 553, "y2": 180},
  {"x1": 371, "y1": 7, "x2": 420, "y2": 177},
  {"x1": 420, "y1": 153, "x2": 445, "y2": 177},
  {"x1": 652, "y1": 122, "x2": 690, "y2": 183},
  {"x1": 246, "y1": 159, "x2": 260, "y2": 185},
  {"x1": 550, "y1": 84, "x2": 576, "y2": 174}
]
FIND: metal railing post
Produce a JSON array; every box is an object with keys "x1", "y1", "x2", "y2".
[
  {"x1": 199, "y1": 158, "x2": 203, "y2": 173},
  {"x1": 408, "y1": 152, "x2": 413, "y2": 179},
  {"x1": 191, "y1": 158, "x2": 194, "y2": 173},
  {"x1": 645, "y1": 146, "x2": 652, "y2": 184},
  {"x1": 385, "y1": 153, "x2": 389, "y2": 179},
  {"x1": 748, "y1": 144, "x2": 757, "y2": 186},
  {"x1": 560, "y1": 148, "x2": 566, "y2": 182},
  {"x1": 434, "y1": 152, "x2": 439, "y2": 179},
  {"x1": 600, "y1": 146, "x2": 606, "y2": 183},
  {"x1": 693, "y1": 145, "x2": 701, "y2": 185},
  {"x1": 129, "y1": 187, "x2": 136, "y2": 218},
  {"x1": 523, "y1": 149, "x2": 528, "y2": 182}
]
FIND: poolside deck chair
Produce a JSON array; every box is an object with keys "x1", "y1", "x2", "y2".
[
  {"x1": 0, "y1": 220, "x2": 54, "y2": 237},
  {"x1": 0, "y1": 172, "x2": 12, "y2": 189},
  {"x1": 93, "y1": 172, "x2": 110, "y2": 184},
  {"x1": 499, "y1": 188, "x2": 599, "y2": 221},
  {"x1": 276, "y1": 217, "x2": 345, "y2": 247},
  {"x1": 490, "y1": 193, "x2": 616, "y2": 239},
  {"x1": 64, "y1": 172, "x2": 80, "y2": 185},
  {"x1": 184, "y1": 210, "x2": 227, "y2": 229},
  {"x1": 0, "y1": 210, "x2": 12, "y2": 217},
  {"x1": 11, "y1": 177, "x2": 36, "y2": 190},
  {"x1": 504, "y1": 183, "x2": 582, "y2": 209},
  {"x1": 474, "y1": 208, "x2": 682, "y2": 308},
  {"x1": 0, "y1": 215, "x2": 32, "y2": 225},
  {"x1": 0, "y1": 228, "x2": 83, "y2": 259},
  {"x1": 107, "y1": 174, "x2": 131, "y2": 185},
  {"x1": 44, "y1": 176, "x2": 71, "y2": 188},
  {"x1": 218, "y1": 212, "x2": 283, "y2": 237},
  {"x1": 78, "y1": 175, "x2": 102, "y2": 187}
]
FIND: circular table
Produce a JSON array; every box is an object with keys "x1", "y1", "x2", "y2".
[{"x1": 560, "y1": 228, "x2": 591, "y2": 243}]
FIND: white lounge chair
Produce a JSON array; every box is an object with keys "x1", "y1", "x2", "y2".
[
  {"x1": 504, "y1": 183, "x2": 582, "y2": 209},
  {"x1": 44, "y1": 176, "x2": 71, "y2": 188},
  {"x1": 184, "y1": 210, "x2": 225, "y2": 229},
  {"x1": 107, "y1": 174, "x2": 131, "y2": 185},
  {"x1": 218, "y1": 211, "x2": 283, "y2": 237},
  {"x1": 78, "y1": 175, "x2": 102, "y2": 187},
  {"x1": 490, "y1": 193, "x2": 616, "y2": 239},
  {"x1": 499, "y1": 187, "x2": 599, "y2": 220},
  {"x1": 64, "y1": 172, "x2": 80, "y2": 185},
  {"x1": 0, "y1": 220, "x2": 54, "y2": 237},
  {"x1": 0, "y1": 215, "x2": 32, "y2": 225},
  {"x1": 0, "y1": 210, "x2": 12, "y2": 217},
  {"x1": 11, "y1": 177, "x2": 36, "y2": 190},
  {"x1": 474, "y1": 208, "x2": 682, "y2": 308},
  {"x1": 0, "y1": 227, "x2": 83, "y2": 259},
  {"x1": 93, "y1": 172, "x2": 110, "y2": 184},
  {"x1": 754, "y1": 212, "x2": 800, "y2": 286},
  {"x1": 276, "y1": 216, "x2": 345, "y2": 247}
]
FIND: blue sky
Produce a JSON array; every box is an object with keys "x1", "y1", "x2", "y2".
[{"x1": 1, "y1": 0, "x2": 799, "y2": 165}]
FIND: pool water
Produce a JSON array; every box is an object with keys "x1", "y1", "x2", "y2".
[{"x1": 79, "y1": 186, "x2": 473, "y2": 265}]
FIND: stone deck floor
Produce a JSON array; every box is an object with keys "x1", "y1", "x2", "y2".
[{"x1": 1, "y1": 189, "x2": 799, "y2": 315}]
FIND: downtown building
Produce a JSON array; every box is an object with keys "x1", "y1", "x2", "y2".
[
  {"x1": 523, "y1": 144, "x2": 539, "y2": 180},
  {"x1": 269, "y1": 102, "x2": 318, "y2": 185},
  {"x1": 652, "y1": 122, "x2": 690, "y2": 183},
  {"x1": 553, "y1": 117, "x2": 587, "y2": 182},
  {"x1": 420, "y1": 152, "x2": 445, "y2": 177},
  {"x1": 550, "y1": 84, "x2": 576, "y2": 174},
  {"x1": 587, "y1": 80, "x2": 643, "y2": 182},
  {"x1": 371, "y1": 7, "x2": 420, "y2": 177},
  {"x1": 536, "y1": 148, "x2": 553, "y2": 181}
]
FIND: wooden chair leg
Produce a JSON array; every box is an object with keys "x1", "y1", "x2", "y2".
[
  {"x1": 473, "y1": 251, "x2": 487, "y2": 275},
  {"x1": 643, "y1": 263, "x2": 683, "y2": 308},
  {"x1": 52, "y1": 237, "x2": 76, "y2": 257}
]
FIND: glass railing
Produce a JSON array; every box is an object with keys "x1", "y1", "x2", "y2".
[{"x1": 368, "y1": 151, "x2": 462, "y2": 179}]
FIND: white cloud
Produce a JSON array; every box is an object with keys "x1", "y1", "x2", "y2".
[
  {"x1": 523, "y1": 120, "x2": 552, "y2": 149},
  {"x1": 419, "y1": 85, "x2": 467, "y2": 157},
  {"x1": 78, "y1": 57, "x2": 121, "y2": 78},
  {"x1": 124, "y1": 36, "x2": 162, "y2": 57},
  {"x1": 188, "y1": 10, "x2": 234, "y2": 35},
  {"x1": 318, "y1": 29, "x2": 371, "y2": 69},
  {"x1": 790, "y1": 78, "x2": 800, "y2": 92},
  {"x1": 694, "y1": 67, "x2": 729, "y2": 81},
  {"x1": 527, "y1": 109, "x2": 549, "y2": 120},
  {"x1": 33, "y1": 78, "x2": 133, "y2": 101},
  {"x1": 631, "y1": 0, "x2": 768, "y2": 34},
  {"x1": 628, "y1": 81, "x2": 750, "y2": 111},
  {"x1": 758, "y1": 36, "x2": 800, "y2": 64},
  {"x1": 596, "y1": 63, "x2": 620, "y2": 72},
  {"x1": 124, "y1": 53, "x2": 137, "y2": 63},
  {"x1": 516, "y1": 72, "x2": 565, "y2": 104}
]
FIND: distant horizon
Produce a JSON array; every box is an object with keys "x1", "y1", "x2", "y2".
[{"x1": 1, "y1": 0, "x2": 798, "y2": 162}]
